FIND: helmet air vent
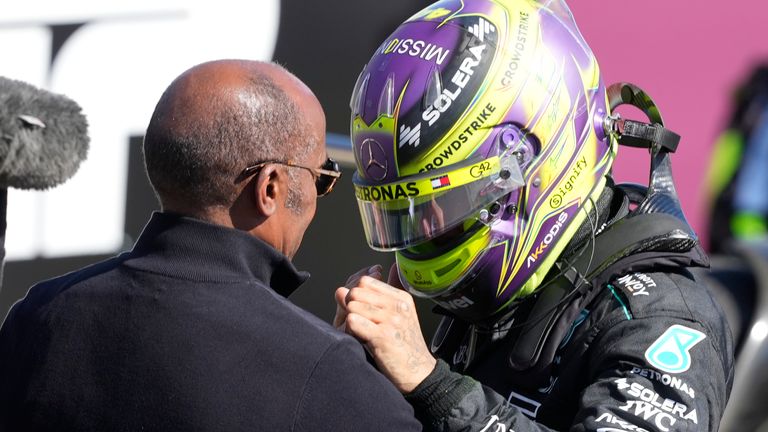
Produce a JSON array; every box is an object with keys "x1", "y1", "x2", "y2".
[
  {"x1": 435, "y1": 258, "x2": 462, "y2": 278},
  {"x1": 423, "y1": 66, "x2": 443, "y2": 111},
  {"x1": 378, "y1": 73, "x2": 396, "y2": 118},
  {"x1": 350, "y1": 68, "x2": 370, "y2": 116}
]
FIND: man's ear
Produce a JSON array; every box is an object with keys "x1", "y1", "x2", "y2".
[{"x1": 253, "y1": 165, "x2": 283, "y2": 217}]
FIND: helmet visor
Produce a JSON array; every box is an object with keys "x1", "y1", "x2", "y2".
[{"x1": 353, "y1": 153, "x2": 525, "y2": 251}]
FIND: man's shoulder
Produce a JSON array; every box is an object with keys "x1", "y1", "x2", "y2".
[
  {"x1": 594, "y1": 267, "x2": 732, "y2": 363},
  {"x1": 608, "y1": 269, "x2": 720, "y2": 322},
  {"x1": 6, "y1": 253, "x2": 129, "y2": 319},
  {"x1": 269, "y1": 290, "x2": 362, "y2": 350}
]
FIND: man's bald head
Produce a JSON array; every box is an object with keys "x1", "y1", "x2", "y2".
[{"x1": 143, "y1": 60, "x2": 322, "y2": 214}]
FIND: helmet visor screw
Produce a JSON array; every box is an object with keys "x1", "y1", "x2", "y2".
[{"x1": 478, "y1": 209, "x2": 490, "y2": 223}]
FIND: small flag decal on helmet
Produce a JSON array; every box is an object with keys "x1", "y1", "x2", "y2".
[{"x1": 431, "y1": 175, "x2": 451, "y2": 189}]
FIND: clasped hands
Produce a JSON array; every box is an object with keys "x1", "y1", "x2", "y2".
[{"x1": 334, "y1": 264, "x2": 437, "y2": 393}]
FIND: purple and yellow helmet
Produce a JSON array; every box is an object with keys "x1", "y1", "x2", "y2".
[{"x1": 350, "y1": 0, "x2": 617, "y2": 322}]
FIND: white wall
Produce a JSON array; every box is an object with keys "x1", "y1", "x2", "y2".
[{"x1": 0, "y1": 0, "x2": 280, "y2": 259}]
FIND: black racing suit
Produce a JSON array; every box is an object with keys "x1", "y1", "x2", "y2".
[{"x1": 405, "y1": 189, "x2": 735, "y2": 431}]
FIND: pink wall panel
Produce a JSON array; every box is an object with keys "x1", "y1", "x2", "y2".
[{"x1": 569, "y1": 1, "x2": 768, "y2": 247}]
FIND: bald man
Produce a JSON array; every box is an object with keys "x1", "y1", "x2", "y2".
[{"x1": 0, "y1": 60, "x2": 421, "y2": 432}]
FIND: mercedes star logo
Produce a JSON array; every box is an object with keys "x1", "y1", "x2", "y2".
[{"x1": 360, "y1": 138, "x2": 388, "y2": 181}]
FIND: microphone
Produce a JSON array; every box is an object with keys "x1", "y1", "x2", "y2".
[
  {"x1": 0, "y1": 76, "x2": 90, "y2": 293},
  {"x1": 0, "y1": 76, "x2": 89, "y2": 190}
]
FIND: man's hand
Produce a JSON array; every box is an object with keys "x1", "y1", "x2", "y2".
[
  {"x1": 334, "y1": 265, "x2": 384, "y2": 331},
  {"x1": 334, "y1": 265, "x2": 436, "y2": 393}
]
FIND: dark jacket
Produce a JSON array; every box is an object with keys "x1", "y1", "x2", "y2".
[
  {"x1": 406, "y1": 196, "x2": 734, "y2": 431},
  {"x1": 0, "y1": 212, "x2": 421, "y2": 432}
]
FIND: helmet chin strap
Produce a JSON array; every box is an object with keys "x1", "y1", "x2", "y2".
[{"x1": 604, "y1": 82, "x2": 696, "y2": 239}]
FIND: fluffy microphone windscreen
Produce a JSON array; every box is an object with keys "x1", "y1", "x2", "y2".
[{"x1": 0, "y1": 76, "x2": 89, "y2": 190}]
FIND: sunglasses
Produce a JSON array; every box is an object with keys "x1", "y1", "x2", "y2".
[{"x1": 241, "y1": 157, "x2": 342, "y2": 197}]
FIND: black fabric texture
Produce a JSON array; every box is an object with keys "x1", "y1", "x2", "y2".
[
  {"x1": 0, "y1": 212, "x2": 421, "y2": 432},
  {"x1": 405, "y1": 359, "x2": 476, "y2": 429}
]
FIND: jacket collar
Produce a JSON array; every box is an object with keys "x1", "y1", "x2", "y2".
[{"x1": 127, "y1": 212, "x2": 309, "y2": 297}]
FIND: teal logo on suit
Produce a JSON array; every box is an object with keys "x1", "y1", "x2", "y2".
[{"x1": 644, "y1": 325, "x2": 706, "y2": 374}]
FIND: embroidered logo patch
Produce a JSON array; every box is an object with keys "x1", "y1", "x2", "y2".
[
  {"x1": 644, "y1": 325, "x2": 706, "y2": 374},
  {"x1": 615, "y1": 273, "x2": 656, "y2": 296}
]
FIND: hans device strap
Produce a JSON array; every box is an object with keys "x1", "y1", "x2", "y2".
[
  {"x1": 605, "y1": 82, "x2": 680, "y2": 153},
  {"x1": 606, "y1": 82, "x2": 695, "y2": 238}
]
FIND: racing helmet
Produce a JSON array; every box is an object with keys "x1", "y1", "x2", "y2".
[{"x1": 350, "y1": 0, "x2": 617, "y2": 322}]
